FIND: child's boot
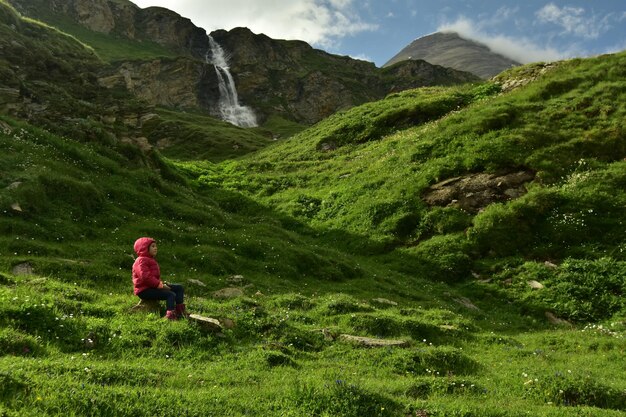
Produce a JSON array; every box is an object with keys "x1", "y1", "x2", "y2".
[
  {"x1": 175, "y1": 303, "x2": 188, "y2": 319},
  {"x1": 165, "y1": 309, "x2": 178, "y2": 320}
]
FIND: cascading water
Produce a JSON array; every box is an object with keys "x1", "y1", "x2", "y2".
[{"x1": 207, "y1": 36, "x2": 257, "y2": 128}]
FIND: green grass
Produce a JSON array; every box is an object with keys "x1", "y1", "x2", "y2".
[
  {"x1": 54, "y1": 20, "x2": 177, "y2": 63},
  {"x1": 187, "y1": 53, "x2": 626, "y2": 260},
  {"x1": 142, "y1": 108, "x2": 276, "y2": 162},
  {"x1": 142, "y1": 109, "x2": 306, "y2": 162},
  {"x1": 1, "y1": 270, "x2": 625, "y2": 416},
  {"x1": 0, "y1": 113, "x2": 624, "y2": 416},
  {"x1": 1, "y1": 2, "x2": 626, "y2": 415}
]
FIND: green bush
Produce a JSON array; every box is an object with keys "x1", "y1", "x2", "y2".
[
  {"x1": 534, "y1": 258, "x2": 626, "y2": 322},
  {"x1": 469, "y1": 188, "x2": 560, "y2": 256},
  {"x1": 419, "y1": 207, "x2": 472, "y2": 238},
  {"x1": 410, "y1": 234, "x2": 472, "y2": 283},
  {"x1": 292, "y1": 194, "x2": 322, "y2": 218},
  {"x1": 263, "y1": 350, "x2": 297, "y2": 368},
  {"x1": 277, "y1": 325, "x2": 327, "y2": 352},
  {"x1": 493, "y1": 258, "x2": 626, "y2": 322}
]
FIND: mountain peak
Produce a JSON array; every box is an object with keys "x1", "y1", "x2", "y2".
[{"x1": 384, "y1": 31, "x2": 520, "y2": 79}]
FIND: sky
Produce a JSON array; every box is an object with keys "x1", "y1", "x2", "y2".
[{"x1": 131, "y1": 0, "x2": 626, "y2": 67}]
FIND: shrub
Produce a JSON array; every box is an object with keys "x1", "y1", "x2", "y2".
[
  {"x1": 263, "y1": 350, "x2": 297, "y2": 368},
  {"x1": 410, "y1": 234, "x2": 472, "y2": 283},
  {"x1": 419, "y1": 207, "x2": 472, "y2": 237},
  {"x1": 534, "y1": 258, "x2": 626, "y2": 322},
  {"x1": 292, "y1": 195, "x2": 322, "y2": 218},
  {"x1": 402, "y1": 318, "x2": 453, "y2": 344},
  {"x1": 494, "y1": 258, "x2": 626, "y2": 322},
  {"x1": 469, "y1": 188, "x2": 560, "y2": 256},
  {"x1": 277, "y1": 325, "x2": 327, "y2": 352}
]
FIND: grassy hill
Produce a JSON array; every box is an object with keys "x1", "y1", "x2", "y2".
[
  {"x1": 190, "y1": 54, "x2": 626, "y2": 265},
  {"x1": 0, "y1": 2, "x2": 625, "y2": 416}
]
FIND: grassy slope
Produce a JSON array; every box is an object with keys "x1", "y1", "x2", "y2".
[
  {"x1": 5, "y1": 0, "x2": 176, "y2": 63},
  {"x1": 203, "y1": 55, "x2": 626, "y2": 250},
  {"x1": 141, "y1": 108, "x2": 272, "y2": 162},
  {"x1": 0, "y1": 3, "x2": 625, "y2": 416},
  {"x1": 194, "y1": 53, "x2": 626, "y2": 293}
]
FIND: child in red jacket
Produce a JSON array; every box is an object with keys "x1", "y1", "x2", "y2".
[{"x1": 132, "y1": 237, "x2": 187, "y2": 320}]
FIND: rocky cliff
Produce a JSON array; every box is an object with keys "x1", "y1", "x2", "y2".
[
  {"x1": 206, "y1": 27, "x2": 479, "y2": 124},
  {"x1": 7, "y1": 0, "x2": 480, "y2": 125},
  {"x1": 384, "y1": 32, "x2": 520, "y2": 79},
  {"x1": 7, "y1": 0, "x2": 208, "y2": 58}
]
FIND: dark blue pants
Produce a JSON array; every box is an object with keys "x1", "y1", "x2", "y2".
[{"x1": 138, "y1": 284, "x2": 184, "y2": 311}]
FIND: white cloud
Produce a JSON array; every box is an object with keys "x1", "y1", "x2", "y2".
[
  {"x1": 536, "y1": 3, "x2": 613, "y2": 39},
  {"x1": 131, "y1": 0, "x2": 378, "y2": 48},
  {"x1": 349, "y1": 53, "x2": 373, "y2": 62},
  {"x1": 478, "y1": 6, "x2": 520, "y2": 28},
  {"x1": 438, "y1": 17, "x2": 566, "y2": 63}
]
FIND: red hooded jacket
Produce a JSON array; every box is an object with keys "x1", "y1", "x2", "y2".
[{"x1": 132, "y1": 237, "x2": 163, "y2": 295}]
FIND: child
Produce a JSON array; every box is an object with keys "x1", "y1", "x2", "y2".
[{"x1": 132, "y1": 237, "x2": 187, "y2": 320}]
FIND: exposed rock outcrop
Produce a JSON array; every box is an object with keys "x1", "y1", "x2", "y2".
[
  {"x1": 12, "y1": 262, "x2": 33, "y2": 275},
  {"x1": 339, "y1": 334, "x2": 409, "y2": 348},
  {"x1": 8, "y1": 0, "x2": 208, "y2": 58},
  {"x1": 98, "y1": 58, "x2": 217, "y2": 110},
  {"x1": 423, "y1": 170, "x2": 536, "y2": 213},
  {"x1": 493, "y1": 62, "x2": 559, "y2": 93},
  {"x1": 136, "y1": 6, "x2": 208, "y2": 58}
]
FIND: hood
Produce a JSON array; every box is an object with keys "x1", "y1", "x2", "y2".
[{"x1": 133, "y1": 237, "x2": 155, "y2": 257}]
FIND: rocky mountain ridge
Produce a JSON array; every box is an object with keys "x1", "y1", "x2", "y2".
[
  {"x1": 384, "y1": 32, "x2": 520, "y2": 79},
  {"x1": 7, "y1": 0, "x2": 480, "y2": 125}
]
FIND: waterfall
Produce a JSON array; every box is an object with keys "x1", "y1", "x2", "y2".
[{"x1": 206, "y1": 36, "x2": 257, "y2": 128}]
